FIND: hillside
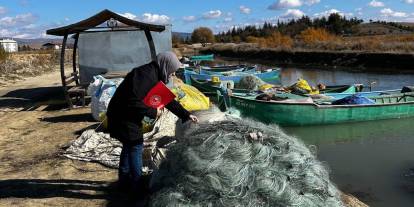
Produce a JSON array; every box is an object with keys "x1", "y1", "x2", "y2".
[
  {"x1": 354, "y1": 22, "x2": 414, "y2": 36},
  {"x1": 5, "y1": 32, "x2": 190, "y2": 49}
]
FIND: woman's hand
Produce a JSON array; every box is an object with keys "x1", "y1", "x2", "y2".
[
  {"x1": 156, "y1": 108, "x2": 164, "y2": 118},
  {"x1": 189, "y1": 114, "x2": 199, "y2": 123}
]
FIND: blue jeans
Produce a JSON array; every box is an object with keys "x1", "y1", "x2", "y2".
[{"x1": 119, "y1": 143, "x2": 143, "y2": 186}]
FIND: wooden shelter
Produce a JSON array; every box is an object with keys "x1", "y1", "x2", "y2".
[{"x1": 46, "y1": 9, "x2": 167, "y2": 108}]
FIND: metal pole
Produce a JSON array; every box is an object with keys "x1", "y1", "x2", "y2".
[
  {"x1": 72, "y1": 33, "x2": 79, "y2": 85},
  {"x1": 144, "y1": 29, "x2": 157, "y2": 61},
  {"x1": 60, "y1": 34, "x2": 72, "y2": 108}
]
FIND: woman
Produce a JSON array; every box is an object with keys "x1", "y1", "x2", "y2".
[{"x1": 106, "y1": 52, "x2": 198, "y2": 191}]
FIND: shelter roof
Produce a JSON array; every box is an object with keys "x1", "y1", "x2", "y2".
[{"x1": 47, "y1": 9, "x2": 165, "y2": 36}]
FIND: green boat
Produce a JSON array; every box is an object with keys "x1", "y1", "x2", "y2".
[
  {"x1": 225, "y1": 92, "x2": 414, "y2": 126},
  {"x1": 188, "y1": 76, "x2": 358, "y2": 97},
  {"x1": 190, "y1": 54, "x2": 214, "y2": 61}
]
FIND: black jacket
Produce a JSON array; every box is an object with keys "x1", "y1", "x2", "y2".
[{"x1": 106, "y1": 61, "x2": 191, "y2": 145}]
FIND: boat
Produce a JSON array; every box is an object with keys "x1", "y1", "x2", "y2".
[
  {"x1": 199, "y1": 66, "x2": 256, "y2": 75},
  {"x1": 325, "y1": 89, "x2": 401, "y2": 99},
  {"x1": 224, "y1": 92, "x2": 414, "y2": 126},
  {"x1": 189, "y1": 75, "x2": 359, "y2": 96},
  {"x1": 190, "y1": 54, "x2": 214, "y2": 61},
  {"x1": 184, "y1": 65, "x2": 256, "y2": 73},
  {"x1": 183, "y1": 68, "x2": 280, "y2": 85}
]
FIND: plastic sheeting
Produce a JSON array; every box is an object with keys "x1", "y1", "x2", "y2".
[
  {"x1": 332, "y1": 94, "x2": 375, "y2": 105},
  {"x1": 63, "y1": 110, "x2": 178, "y2": 170},
  {"x1": 78, "y1": 26, "x2": 172, "y2": 84}
]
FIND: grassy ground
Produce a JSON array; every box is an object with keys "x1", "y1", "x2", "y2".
[{"x1": 0, "y1": 51, "x2": 72, "y2": 86}]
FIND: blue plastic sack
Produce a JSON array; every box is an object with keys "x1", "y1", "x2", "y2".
[{"x1": 332, "y1": 94, "x2": 375, "y2": 105}]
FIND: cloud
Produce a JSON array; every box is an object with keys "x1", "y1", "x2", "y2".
[
  {"x1": 368, "y1": 0, "x2": 385, "y2": 7},
  {"x1": 304, "y1": 0, "x2": 321, "y2": 6},
  {"x1": 380, "y1": 8, "x2": 408, "y2": 17},
  {"x1": 0, "y1": 6, "x2": 6, "y2": 15},
  {"x1": 120, "y1": 12, "x2": 138, "y2": 20},
  {"x1": 314, "y1": 9, "x2": 353, "y2": 17},
  {"x1": 281, "y1": 9, "x2": 305, "y2": 19},
  {"x1": 404, "y1": 0, "x2": 414, "y2": 4},
  {"x1": 120, "y1": 12, "x2": 170, "y2": 24},
  {"x1": 355, "y1": 8, "x2": 363, "y2": 16},
  {"x1": 203, "y1": 10, "x2": 222, "y2": 19},
  {"x1": 183, "y1": 15, "x2": 197, "y2": 22},
  {"x1": 240, "y1": 5, "x2": 251, "y2": 14},
  {"x1": 141, "y1": 13, "x2": 170, "y2": 24},
  {"x1": 268, "y1": 0, "x2": 320, "y2": 10},
  {"x1": 268, "y1": 0, "x2": 302, "y2": 10},
  {"x1": 223, "y1": 17, "x2": 233, "y2": 22},
  {"x1": 0, "y1": 13, "x2": 37, "y2": 27}
]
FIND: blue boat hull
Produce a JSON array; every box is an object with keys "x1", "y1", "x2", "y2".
[{"x1": 184, "y1": 69, "x2": 280, "y2": 84}]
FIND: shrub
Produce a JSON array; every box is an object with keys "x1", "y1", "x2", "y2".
[
  {"x1": 246, "y1": 32, "x2": 293, "y2": 49},
  {"x1": 0, "y1": 47, "x2": 8, "y2": 63},
  {"x1": 299, "y1": 28, "x2": 338, "y2": 44}
]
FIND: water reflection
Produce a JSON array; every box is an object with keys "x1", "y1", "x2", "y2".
[{"x1": 284, "y1": 117, "x2": 414, "y2": 145}]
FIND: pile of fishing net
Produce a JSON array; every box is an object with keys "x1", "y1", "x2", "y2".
[
  {"x1": 149, "y1": 113, "x2": 344, "y2": 207},
  {"x1": 62, "y1": 110, "x2": 179, "y2": 170},
  {"x1": 235, "y1": 75, "x2": 267, "y2": 90}
]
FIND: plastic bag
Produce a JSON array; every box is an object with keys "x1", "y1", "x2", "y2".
[
  {"x1": 88, "y1": 75, "x2": 123, "y2": 121},
  {"x1": 172, "y1": 84, "x2": 210, "y2": 111}
]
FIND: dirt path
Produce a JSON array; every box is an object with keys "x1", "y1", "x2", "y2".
[{"x1": 0, "y1": 71, "x2": 133, "y2": 207}]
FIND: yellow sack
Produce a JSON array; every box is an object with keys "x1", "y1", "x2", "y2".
[
  {"x1": 259, "y1": 84, "x2": 274, "y2": 91},
  {"x1": 98, "y1": 112, "x2": 155, "y2": 133},
  {"x1": 296, "y1": 78, "x2": 312, "y2": 92},
  {"x1": 294, "y1": 78, "x2": 320, "y2": 95},
  {"x1": 172, "y1": 84, "x2": 210, "y2": 111}
]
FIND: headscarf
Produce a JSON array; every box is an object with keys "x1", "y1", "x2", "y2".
[{"x1": 157, "y1": 51, "x2": 181, "y2": 84}]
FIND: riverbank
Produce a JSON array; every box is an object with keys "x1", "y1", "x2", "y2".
[{"x1": 199, "y1": 43, "x2": 414, "y2": 72}]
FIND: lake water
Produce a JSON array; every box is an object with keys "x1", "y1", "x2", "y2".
[{"x1": 216, "y1": 59, "x2": 414, "y2": 207}]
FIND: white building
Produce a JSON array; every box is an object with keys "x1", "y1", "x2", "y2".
[{"x1": 0, "y1": 39, "x2": 18, "y2": 52}]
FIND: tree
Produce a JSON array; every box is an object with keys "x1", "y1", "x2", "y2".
[
  {"x1": 172, "y1": 34, "x2": 183, "y2": 46},
  {"x1": 191, "y1": 27, "x2": 215, "y2": 44}
]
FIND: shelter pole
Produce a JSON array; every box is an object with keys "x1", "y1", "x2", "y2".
[
  {"x1": 72, "y1": 33, "x2": 79, "y2": 85},
  {"x1": 60, "y1": 34, "x2": 72, "y2": 108},
  {"x1": 144, "y1": 29, "x2": 157, "y2": 60}
]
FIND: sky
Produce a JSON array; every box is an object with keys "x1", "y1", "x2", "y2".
[{"x1": 0, "y1": 0, "x2": 414, "y2": 39}]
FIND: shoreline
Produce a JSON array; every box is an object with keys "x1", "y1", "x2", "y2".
[{"x1": 199, "y1": 44, "x2": 414, "y2": 73}]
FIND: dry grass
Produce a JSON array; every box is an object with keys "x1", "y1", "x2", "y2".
[
  {"x1": 242, "y1": 29, "x2": 414, "y2": 53},
  {"x1": 0, "y1": 50, "x2": 73, "y2": 81},
  {"x1": 299, "y1": 28, "x2": 338, "y2": 44},
  {"x1": 246, "y1": 32, "x2": 293, "y2": 49}
]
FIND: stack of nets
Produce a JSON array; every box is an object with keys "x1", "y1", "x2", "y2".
[
  {"x1": 62, "y1": 110, "x2": 179, "y2": 169},
  {"x1": 149, "y1": 114, "x2": 344, "y2": 207},
  {"x1": 235, "y1": 75, "x2": 267, "y2": 90}
]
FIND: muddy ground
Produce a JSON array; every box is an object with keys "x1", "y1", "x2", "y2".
[{"x1": 0, "y1": 70, "x2": 137, "y2": 207}]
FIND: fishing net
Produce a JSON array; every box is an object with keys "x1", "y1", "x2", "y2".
[
  {"x1": 235, "y1": 75, "x2": 267, "y2": 90},
  {"x1": 149, "y1": 110, "x2": 344, "y2": 207},
  {"x1": 62, "y1": 110, "x2": 179, "y2": 170}
]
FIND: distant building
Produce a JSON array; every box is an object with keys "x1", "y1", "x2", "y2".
[
  {"x1": 41, "y1": 43, "x2": 61, "y2": 50},
  {"x1": 0, "y1": 38, "x2": 18, "y2": 52}
]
